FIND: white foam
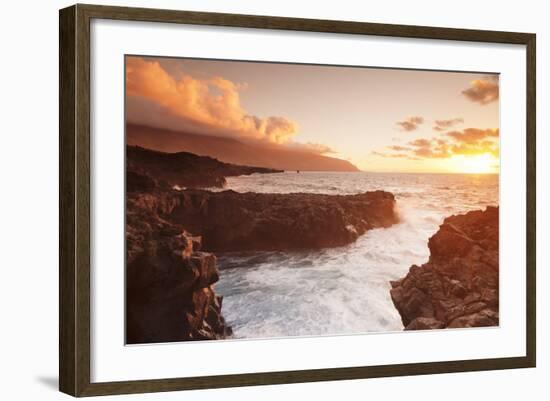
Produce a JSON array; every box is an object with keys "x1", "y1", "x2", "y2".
[{"x1": 215, "y1": 172, "x2": 498, "y2": 339}]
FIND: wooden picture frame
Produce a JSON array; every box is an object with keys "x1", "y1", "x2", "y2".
[{"x1": 59, "y1": 3, "x2": 536, "y2": 397}]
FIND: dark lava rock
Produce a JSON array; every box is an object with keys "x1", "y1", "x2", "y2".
[
  {"x1": 126, "y1": 193, "x2": 231, "y2": 344},
  {"x1": 390, "y1": 206, "x2": 499, "y2": 330},
  {"x1": 127, "y1": 145, "x2": 282, "y2": 189},
  {"x1": 144, "y1": 188, "x2": 399, "y2": 252}
]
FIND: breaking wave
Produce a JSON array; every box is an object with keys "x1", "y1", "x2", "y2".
[{"x1": 214, "y1": 171, "x2": 498, "y2": 339}]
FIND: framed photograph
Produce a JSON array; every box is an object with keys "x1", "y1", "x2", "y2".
[{"x1": 59, "y1": 4, "x2": 536, "y2": 397}]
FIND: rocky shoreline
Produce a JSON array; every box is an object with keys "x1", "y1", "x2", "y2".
[
  {"x1": 127, "y1": 145, "x2": 283, "y2": 189},
  {"x1": 126, "y1": 186, "x2": 232, "y2": 343},
  {"x1": 125, "y1": 146, "x2": 280, "y2": 343},
  {"x1": 126, "y1": 147, "x2": 399, "y2": 343},
  {"x1": 390, "y1": 206, "x2": 499, "y2": 330},
  {"x1": 126, "y1": 146, "x2": 499, "y2": 340}
]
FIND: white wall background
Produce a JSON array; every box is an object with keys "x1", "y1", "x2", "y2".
[{"x1": 0, "y1": 1, "x2": 546, "y2": 400}]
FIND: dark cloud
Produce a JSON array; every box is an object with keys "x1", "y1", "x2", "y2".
[
  {"x1": 396, "y1": 116, "x2": 424, "y2": 131},
  {"x1": 409, "y1": 138, "x2": 432, "y2": 148},
  {"x1": 408, "y1": 138, "x2": 451, "y2": 159},
  {"x1": 462, "y1": 75, "x2": 499, "y2": 105},
  {"x1": 433, "y1": 118, "x2": 464, "y2": 131}
]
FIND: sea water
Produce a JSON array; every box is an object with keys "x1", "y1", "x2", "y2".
[{"x1": 213, "y1": 172, "x2": 498, "y2": 339}]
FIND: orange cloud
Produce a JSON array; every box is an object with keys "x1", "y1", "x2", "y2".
[
  {"x1": 433, "y1": 117, "x2": 464, "y2": 131},
  {"x1": 451, "y1": 143, "x2": 498, "y2": 158},
  {"x1": 409, "y1": 138, "x2": 432, "y2": 147},
  {"x1": 446, "y1": 128, "x2": 499, "y2": 144},
  {"x1": 374, "y1": 127, "x2": 499, "y2": 161},
  {"x1": 462, "y1": 76, "x2": 499, "y2": 105},
  {"x1": 126, "y1": 56, "x2": 307, "y2": 149},
  {"x1": 408, "y1": 138, "x2": 451, "y2": 159},
  {"x1": 396, "y1": 116, "x2": 424, "y2": 131}
]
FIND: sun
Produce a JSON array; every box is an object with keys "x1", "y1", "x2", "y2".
[{"x1": 448, "y1": 153, "x2": 498, "y2": 174}]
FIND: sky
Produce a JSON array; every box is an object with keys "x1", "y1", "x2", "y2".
[{"x1": 125, "y1": 55, "x2": 500, "y2": 174}]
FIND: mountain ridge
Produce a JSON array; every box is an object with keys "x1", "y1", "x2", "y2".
[{"x1": 126, "y1": 123, "x2": 360, "y2": 172}]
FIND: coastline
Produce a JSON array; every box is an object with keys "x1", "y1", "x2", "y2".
[
  {"x1": 126, "y1": 146, "x2": 399, "y2": 343},
  {"x1": 126, "y1": 145, "x2": 499, "y2": 342}
]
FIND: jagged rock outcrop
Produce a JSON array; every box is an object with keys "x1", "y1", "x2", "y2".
[
  {"x1": 126, "y1": 189, "x2": 232, "y2": 344},
  {"x1": 390, "y1": 206, "x2": 499, "y2": 330},
  {"x1": 127, "y1": 145, "x2": 282, "y2": 189},
  {"x1": 171, "y1": 189, "x2": 398, "y2": 251},
  {"x1": 129, "y1": 184, "x2": 398, "y2": 252}
]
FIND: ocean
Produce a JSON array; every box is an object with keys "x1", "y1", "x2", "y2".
[{"x1": 213, "y1": 171, "x2": 499, "y2": 339}]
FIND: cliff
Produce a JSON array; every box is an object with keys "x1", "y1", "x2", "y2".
[
  {"x1": 126, "y1": 183, "x2": 232, "y2": 343},
  {"x1": 126, "y1": 151, "x2": 397, "y2": 342},
  {"x1": 127, "y1": 123, "x2": 360, "y2": 172},
  {"x1": 127, "y1": 145, "x2": 282, "y2": 189},
  {"x1": 129, "y1": 184, "x2": 398, "y2": 252},
  {"x1": 126, "y1": 173, "x2": 398, "y2": 342},
  {"x1": 390, "y1": 206, "x2": 499, "y2": 330},
  {"x1": 169, "y1": 189, "x2": 397, "y2": 251}
]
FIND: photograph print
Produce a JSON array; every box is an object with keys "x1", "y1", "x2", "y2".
[{"x1": 125, "y1": 55, "x2": 499, "y2": 344}]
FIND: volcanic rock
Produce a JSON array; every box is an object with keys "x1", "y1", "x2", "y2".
[
  {"x1": 126, "y1": 192, "x2": 231, "y2": 343},
  {"x1": 127, "y1": 145, "x2": 282, "y2": 189},
  {"x1": 132, "y1": 186, "x2": 398, "y2": 252},
  {"x1": 390, "y1": 206, "x2": 499, "y2": 330}
]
